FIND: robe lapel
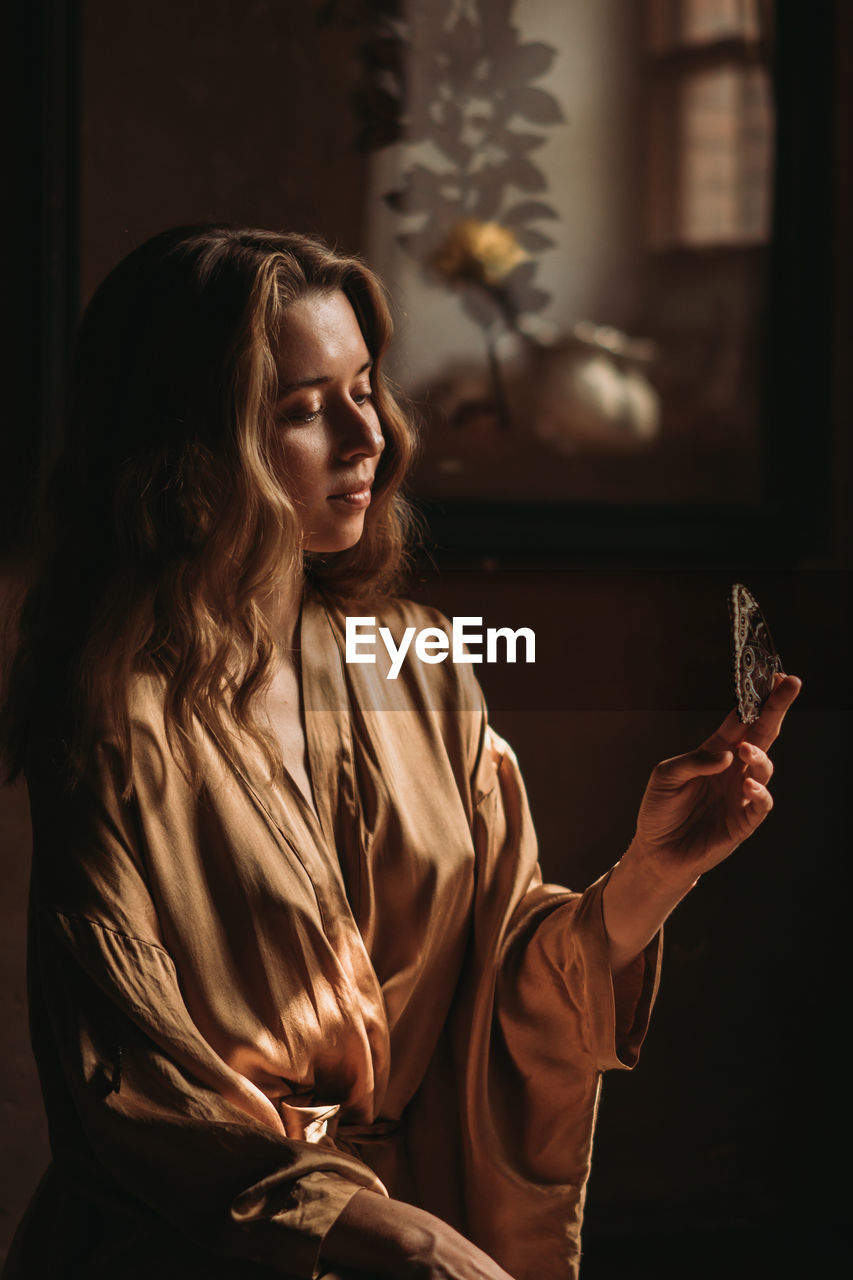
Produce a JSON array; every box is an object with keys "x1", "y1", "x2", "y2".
[
  {"x1": 300, "y1": 589, "x2": 368, "y2": 920},
  {"x1": 199, "y1": 591, "x2": 355, "y2": 915},
  {"x1": 300, "y1": 589, "x2": 358, "y2": 853}
]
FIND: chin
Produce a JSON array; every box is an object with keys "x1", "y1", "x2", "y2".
[{"x1": 306, "y1": 520, "x2": 367, "y2": 555}]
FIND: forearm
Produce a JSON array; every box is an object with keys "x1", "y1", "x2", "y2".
[
  {"x1": 602, "y1": 840, "x2": 698, "y2": 973},
  {"x1": 318, "y1": 1188, "x2": 515, "y2": 1280},
  {"x1": 319, "y1": 1188, "x2": 431, "y2": 1277}
]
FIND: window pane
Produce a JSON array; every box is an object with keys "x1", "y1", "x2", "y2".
[{"x1": 678, "y1": 63, "x2": 772, "y2": 245}]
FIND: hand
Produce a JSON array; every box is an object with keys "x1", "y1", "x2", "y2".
[
  {"x1": 631, "y1": 673, "x2": 801, "y2": 884},
  {"x1": 602, "y1": 674, "x2": 801, "y2": 971},
  {"x1": 319, "y1": 1188, "x2": 515, "y2": 1280}
]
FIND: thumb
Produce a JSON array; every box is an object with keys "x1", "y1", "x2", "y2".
[{"x1": 656, "y1": 748, "x2": 734, "y2": 785}]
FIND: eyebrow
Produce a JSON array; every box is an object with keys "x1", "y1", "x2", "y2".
[{"x1": 276, "y1": 360, "x2": 373, "y2": 402}]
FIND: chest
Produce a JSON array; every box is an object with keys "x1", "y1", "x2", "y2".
[
  {"x1": 217, "y1": 644, "x2": 479, "y2": 982},
  {"x1": 261, "y1": 658, "x2": 315, "y2": 816}
]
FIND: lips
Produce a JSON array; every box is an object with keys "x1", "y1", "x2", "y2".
[{"x1": 328, "y1": 478, "x2": 374, "y2": 509}]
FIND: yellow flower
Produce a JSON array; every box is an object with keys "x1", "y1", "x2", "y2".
[{"x1": 431, "y1": 219, "x2": 528, "y2": 288}]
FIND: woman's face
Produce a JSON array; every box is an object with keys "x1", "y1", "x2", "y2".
[{"x1": 274, "y1": 290, "x2": 385, "y2": 553}]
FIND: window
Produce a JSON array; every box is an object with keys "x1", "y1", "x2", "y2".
[{"x1": 646, "y1": 0, "x2": 773, "y2": 247}]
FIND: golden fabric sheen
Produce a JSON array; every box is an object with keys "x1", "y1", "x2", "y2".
[{"x1": 9, "y1": 591, "x2": 660, "y2": 1280}]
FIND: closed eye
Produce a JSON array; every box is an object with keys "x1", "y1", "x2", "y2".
[
  {"x1": 280, "y1": 412, "x2": 318, "y2": 426},
  {"x1": 277, "y1": 399, "x2": 323, "y2": 425}
]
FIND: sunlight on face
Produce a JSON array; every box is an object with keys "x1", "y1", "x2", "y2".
[{"x1": 274, "y1": 291, "x2": 385, "y2": 553}]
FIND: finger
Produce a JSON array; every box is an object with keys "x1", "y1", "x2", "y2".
[
  {"x1": 702, "y1": 710, "x2": 748, "y2": 753},
  {"x1": 737, "y1": 741, "x2": 773, "y2": 786},
  {"x1": 746, "y1": 673, "x2": 802, "y2": 751},
  {"x1": 655, "y1": 747, "x2": 734, "y2": 786},
  {"x1": 703, "y1": 674, "x2": 802, "y2": 754},
  {"x1": 741, "y1": 775, "x2": 774, "y2": 820}
]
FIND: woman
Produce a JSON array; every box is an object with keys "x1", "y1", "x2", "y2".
[{"x1": 1, "y1": 226, "x2": 799, "y2": 1280}]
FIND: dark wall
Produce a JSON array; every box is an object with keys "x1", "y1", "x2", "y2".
[
  {"x1": 80, "y1": 0, "x2": 370, "y2": 300},
  {"x1": 0, "y1": 1, "x2": 77, "y2": 549}
]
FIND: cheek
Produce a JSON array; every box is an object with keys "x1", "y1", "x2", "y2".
[{"x1": 275, "y1": 432, "x2": 325, "y2": 499}]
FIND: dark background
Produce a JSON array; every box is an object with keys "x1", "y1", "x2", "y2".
[{"x1": 1, "y1": 1, "x2": 850, "y2": 1275}]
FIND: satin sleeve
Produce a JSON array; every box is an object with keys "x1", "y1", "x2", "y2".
[
  {"x1": 24, "y1": 739, "x2": 383, "y2": 1280},
  {"x1": 455, "y1": 714, "x2": 662, "y2": 1280}
]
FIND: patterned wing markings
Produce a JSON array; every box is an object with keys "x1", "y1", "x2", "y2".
[{"x1": 729, "y1": 583, "x2": 784, "y2": 725}]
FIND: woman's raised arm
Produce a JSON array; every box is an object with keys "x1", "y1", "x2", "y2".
[{"x1": 602, "y1": 673, "x2": 801, "y2": 972}]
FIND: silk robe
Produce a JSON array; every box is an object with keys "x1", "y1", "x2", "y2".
[{"x1": 6, "y1": 590, "x2": 661, "y2": 1280}]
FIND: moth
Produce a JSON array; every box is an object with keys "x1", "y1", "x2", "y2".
[{"x1": 729, "y1": 583, "x2": 784, "y2": 725}]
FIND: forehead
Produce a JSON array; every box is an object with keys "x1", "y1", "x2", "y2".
[{"x1": 275, "y1": 290, "x2": 369, "y2": 382}]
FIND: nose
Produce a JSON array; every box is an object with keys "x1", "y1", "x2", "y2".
[{"x1": 336, "y1": 400, "x2": 385, "y2": 461}]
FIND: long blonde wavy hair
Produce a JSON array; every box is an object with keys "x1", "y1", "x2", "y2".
[{"x1": 1, "y1": 225, "x2": 419, "y2": 792}]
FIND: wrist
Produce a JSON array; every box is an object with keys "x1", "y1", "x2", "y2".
[
  {"x1": 619, "y1": 837, "x2": 702, "y2": 902},
  {"x1": 602, "y1": 842, "x2": 699, "y2": 974}
]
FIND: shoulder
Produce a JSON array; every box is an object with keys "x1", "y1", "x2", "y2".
[
  {"x1": 124, "y1": 668, "x2": 168, "y2": 734},
  {"x1": 318, "y1": 591, "x2": 485, "y2": 783},
  {"x1": 25, "y1": 668, "x2": 169, "y2": 799},
  {"x1": 73, "y1": 669, "x2": 202, "y2": 813},
  {"x1": 357, "y1": 594, "x2": 460, "y2": 650},
  {"x1": 329, "y1": 590, "x2": 451, "y2": 632},
  {"x1": 323, "y1": 592, "x2": 484, "y2": 712}
]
